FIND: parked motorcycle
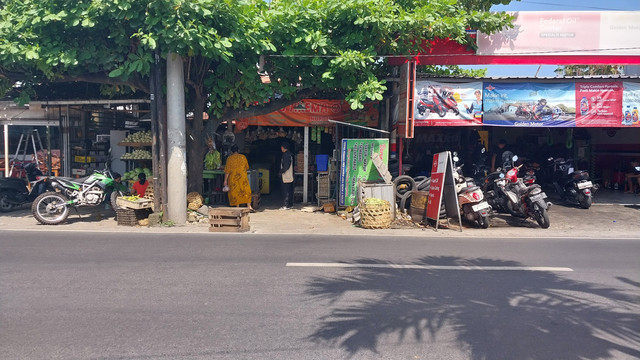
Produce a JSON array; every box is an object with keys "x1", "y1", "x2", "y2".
[
  {"x1": 416, "y1": 86, "x2": 460, "y2": 117},
  {"x1": 0, "y1": 163, "x2": 50, "y2": 212},
  {"x1": 31, "y1": 169, "x2": 126, "y2": 225},
  {"x1": 480, "y1": 151, "x2": 516, "y2": 214},
  {"x1": 547, "y1": 157, "x2": 595, "y2": 209},
  {"x1": 503, "y1": 156, "x2": 552, "y2": 228},
  {"x1": 453, "y1": 154, "x2": 490, "y2": 228}
]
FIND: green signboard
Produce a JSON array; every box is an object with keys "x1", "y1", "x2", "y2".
[{"x1": 339, "y1": 138, "x2": 390, "y2": 206}]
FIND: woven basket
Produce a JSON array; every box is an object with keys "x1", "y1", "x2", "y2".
[
  {"x1": 187, "y1": 192, "x2": 203, "y2": 210},
  {"x1": 360, "y1": 200, "x2": 392, "y2": 229}
]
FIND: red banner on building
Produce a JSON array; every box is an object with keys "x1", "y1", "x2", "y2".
[
  {"x1": 236, "y1": 99, "x2": 379, "y2": 130},
  {"x1": 575, "y1": 82, "x2": 623, "y2": 127}
]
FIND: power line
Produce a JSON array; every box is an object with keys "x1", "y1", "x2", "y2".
[{"x1": 266, "y1": 47, "x2": 640, "y2": 58}]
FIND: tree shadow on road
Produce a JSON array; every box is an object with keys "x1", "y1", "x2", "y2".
[{"x1": 304, "y1": 256, "x2": 640, "y2": 359}]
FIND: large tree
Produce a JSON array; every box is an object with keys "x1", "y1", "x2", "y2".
[{"x1": 0, "y1": 0, "x2": 515, "y2": 192}]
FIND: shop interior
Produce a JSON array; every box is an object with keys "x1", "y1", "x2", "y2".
[{"x1": 402, "y1": 126, "x2": 640, "y2": 194}]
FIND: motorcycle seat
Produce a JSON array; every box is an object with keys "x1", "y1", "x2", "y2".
[{"x1": 57, "y1": 175, "x2": 92, "y2": 185}]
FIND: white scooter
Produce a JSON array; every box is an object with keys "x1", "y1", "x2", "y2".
[{"x1": 453, "y1": 154, "x2": 490, "y2": 228}]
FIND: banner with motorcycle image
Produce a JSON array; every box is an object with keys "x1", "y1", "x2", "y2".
[
  {"x1": 482, "y1": 82, "x2": 576, "y2": 127},
  {"x1": 413, "y1": 81, "x2": 484, "y2": 126}
]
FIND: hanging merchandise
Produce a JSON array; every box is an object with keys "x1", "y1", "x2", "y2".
[
  {"x1": 317, "y1": 127, "x2": 322, "y2": 145},
  {"x1": 566, "y1": 129, "x2": 573, "y2": 149},
  {"x1": 311, "y1": 126, "x2": 316, "y2": 142},
  {"x1": 546, "y1": 131, "x2": 554, "y2": 146}
]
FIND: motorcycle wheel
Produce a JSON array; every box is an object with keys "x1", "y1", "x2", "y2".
[
  {"x1": 393, "y1": 175, "x2": 416, "y2": 200},
  {"x1": 533, "y1": 203, "x2": 550, "y2": 229},
  {"x1": 111, "y1": 190, "x2": 125, "y2": 210},
  {"x1": 578, "y1": 195, "x2": 592, "y2": 209},
  {"x1": 478, "y1": 213, "x2": 489, "y2": 229},
  {"x1": 0, "y1": 191, "x2": 15, "y2": 212},
  {"x1": 32, "y1": 191, "x2": 70, "y2": 225},
  {"x1": 399, "y1": 190, "x2": 412, "y2": 214}
]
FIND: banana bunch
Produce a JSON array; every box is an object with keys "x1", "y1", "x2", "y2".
[
  {"x1": 364, "y1": 198, "x2": 388, "y2": 205},
  {"x1": 122, "y1": 195, "x2": 140, "y2": 201}
]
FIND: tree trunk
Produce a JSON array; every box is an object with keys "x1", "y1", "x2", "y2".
[{"x1": 187, "y1": 91, "x2": 205, "y2": 195}]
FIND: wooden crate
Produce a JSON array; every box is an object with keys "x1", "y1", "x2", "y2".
[{"x1": 209, "y1": 207, "x2": 250, "y2": 232}]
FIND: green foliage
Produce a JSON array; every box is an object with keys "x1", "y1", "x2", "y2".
[
  {"x1": 0, "y1": 0, "x2": 515, "y2": 111},
  {"x1": 418, "y1": 65, "x2": 488, "y2": 78},
  {"x1": 555, "y1": 65, "x2": 623, "y2": 76}
]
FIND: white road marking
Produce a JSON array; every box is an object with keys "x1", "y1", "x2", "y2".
[{"x1": 286, "y1": 263, "x2": 573, "y2": 272}]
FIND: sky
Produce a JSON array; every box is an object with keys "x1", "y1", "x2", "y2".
[{"x1": 462, "y1": 0, "x2": 640, "y2": 77}]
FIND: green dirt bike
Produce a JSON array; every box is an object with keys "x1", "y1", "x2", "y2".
[{"x1": 31, "y1": 169, "x2": 127, "y2": 225}]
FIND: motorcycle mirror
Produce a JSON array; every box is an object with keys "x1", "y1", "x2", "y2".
[
  {"x1": 635, "y1": 166, "x2": 640, "y2": 172},
  {"x1": 499, "y1": 173, "x2": 505, "y2": 178},
  {"x1": 453, "y1": 156, "x2": 459, "y2": 162},
  {"x1": 512, "y1": 155, "x2": 518, "y2": 162},
  {"x1": 481, "y1": 148, "x2": 486, "y2": 154}
]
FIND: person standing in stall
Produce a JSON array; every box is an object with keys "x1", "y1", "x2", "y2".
[
  {"x1": 224, "y1": 144, "x2": 254, "y2": 212},
  {"x1": 279, "y1": 142, "x2": 294, "y2": 210}
]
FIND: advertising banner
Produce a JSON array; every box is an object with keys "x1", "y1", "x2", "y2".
[
  {"x1": 482, "y1": 82, "x2": 576, "y2": 127},
  {"x1": 236, "y1": 99, "x2": 379, "y2": 129},
  {"x1": 414, "y1": 81, "x2": 484, "y2": 126},
  {"x1": 622, "y1": 82, "x2": 640, "y2": 127},
  {"x1": 339, "y1": 139, "x2": 389, "y2": 206},
  {"x1": 477, "y1": 11, "x2": 640, "y2": 57},
  {"x1": 575, "y1": 82, "x2": 623, "y2": 127}
]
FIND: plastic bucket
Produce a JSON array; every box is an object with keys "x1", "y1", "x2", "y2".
[{"x1": 316, "y1": 154, "x2": 329, "y2": 172}]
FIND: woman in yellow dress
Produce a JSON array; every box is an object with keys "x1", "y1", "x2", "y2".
[{"x1": 224, "y1": 144, "x2": 254, "y2": 211}]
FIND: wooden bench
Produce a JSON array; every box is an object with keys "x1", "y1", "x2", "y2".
[{"x1": 208, "y1": 207, "x2": 250, "y2": 232}]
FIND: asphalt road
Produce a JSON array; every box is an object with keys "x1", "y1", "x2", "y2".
[{"x1": 1, "y1": 231, "x2": 639, "y2": 360}]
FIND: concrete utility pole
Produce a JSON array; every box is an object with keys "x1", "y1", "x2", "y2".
[{"x1": 166, "y1": 53, "x2": 187, "y2": 224}]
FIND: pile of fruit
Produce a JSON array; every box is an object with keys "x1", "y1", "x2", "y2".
[
  {"x1": 121, "y1": 195, "x2": 141, "y2": 201},
  {"x1": 123, "y1": 130, "x2": 152, "y2": 143},
  {"x1": 121, "y1": 149, "x2": 152, "y2": 160},
  {"x1": 121, "y1": 167, "x2": 152, "y2": 181}
]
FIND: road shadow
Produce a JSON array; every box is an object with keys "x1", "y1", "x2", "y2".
[{"x1": 304, "y1": 256, "x2": 640, "y2": 359}]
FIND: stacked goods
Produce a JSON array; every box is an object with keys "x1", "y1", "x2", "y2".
[
  {"x1": 121, "y1": 167, "x2": 152, "y2": 182},
  {"x1": 295, "y1": 152, "x2": 305, "y2": 173},
  {"x1": 121, "y1": 149, "x2": 152, "y2": 160},
  {"x1": 360, "y1": 198, "x2": 392, "y2": 229},
  {"x1": 36, "y1": 150, "x2": 61, "y2": 170},
  {"x1": 122, "y1": 131, "x2": 152, "y2": 144}
]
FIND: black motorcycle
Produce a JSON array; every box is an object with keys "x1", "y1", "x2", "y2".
[
  {"x1": 547, "y1": 157, "x2": 596, "y2": 209},
  {"x1": 0, "y1": 163, "x2": 50, "y2": 212}
]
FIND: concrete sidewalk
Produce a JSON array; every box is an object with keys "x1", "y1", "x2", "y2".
[{"x1": 1, "y1": 197, "x2": 638, "y2": 239}]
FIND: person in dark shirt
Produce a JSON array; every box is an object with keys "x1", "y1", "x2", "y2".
[
  {"x1": 490, "y1": 139, "x2": 512, "y2": 172},
  {"x1": 278, "y1": 142, "x2": 294, "y2": 209}
]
